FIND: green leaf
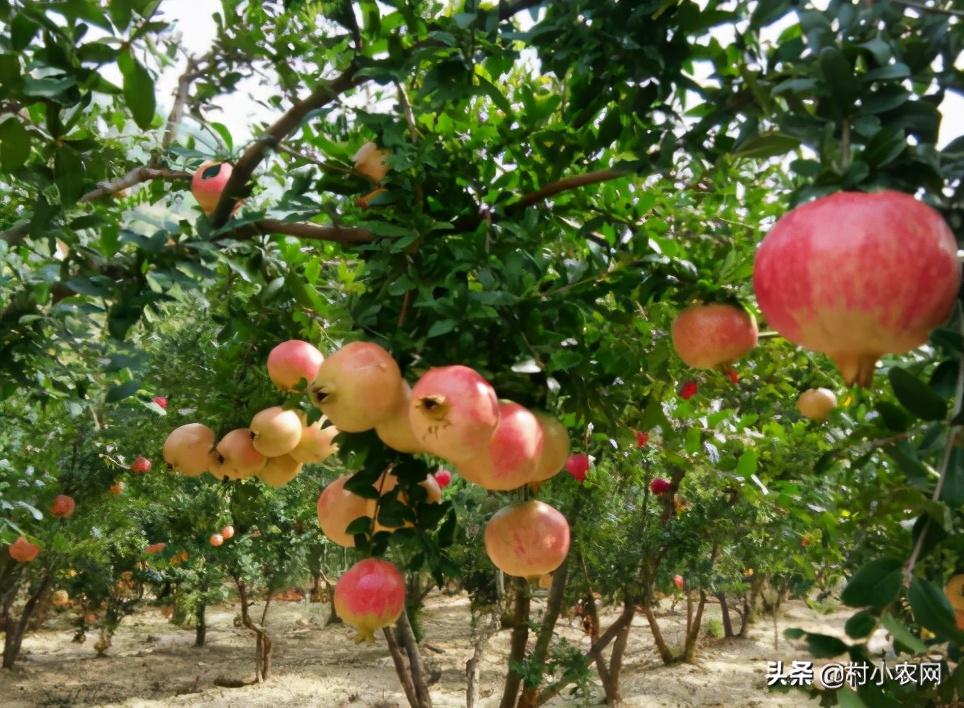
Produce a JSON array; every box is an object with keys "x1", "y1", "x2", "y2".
[
  {"x1": 841, "y1": 558, "x2": 903, "y2": 608},
  {"x1": 54, "y1": 146, "x2": 85, "y2": 203},
  {"x1": 736, "y1": 450, "x2": 758, "y2": 477},
  {"x1": 475, "y1": 74, "x2": 512, "y2": 115},
  {"x1": 733, "y1": 132, "x2": 800, "y2": 159},
  {"x1": 818, "y1": 46, "x2": 857, "y2": 117},
  {"x1": 844, "y1": 609, "x2": 877, "y2": 638},
  {"x1": 908, "y1": 577, "x2": 961, "y2": 640},
  {"x1": 862, "y1": 126, "x2": 905, "y2": 167},
  {"x1": 344, "y1": 516, "x2": 372, "y2": 535},
  {"x1": 0, "y1": 117, "x2": 30, "y2": 172},
  {"x1": 888, "y1": 367, "x2": 947, "y2": 421},
  {"x1": 806, "y1": 632, "x2": 848, "y2": 658},
  {"x1": 880, "y1": 612, "x2": 927, "y2": 654},
  {"x1": 426, "y1": 319, "x2": 456, "y2": 338},
  {"x1": 106, "y1": 379, "x2": 141, "y2": 402},
  {"x1": 118, "y1": 48, "x2": 155, "y2": 130}
]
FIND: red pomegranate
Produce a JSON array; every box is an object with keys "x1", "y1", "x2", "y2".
[
  {"x1": 8, "y1": 536, "x2": 39, "y2": 563},
  {"x1": 434, "y1": 469, "x2": 453, "y2": 489},
  {"x1": 671, "y1": 303, "x2": 758, "y2": 369},
  {"x1": 484, "y1": 501, "x2": 571, "y2": 577},
  {"x1": 50, "y1": 494, "x2": 75, "y2": 519},
  {"x1": 565, "y1": 453, "x2": 589, "y2": 483},
  {"x1": 457, "y1": 401, "x2": 544, "y2": 490},
  {"x1": 131, "y1": 456, "x2": 151, "y2": 473},
  {"x1": 649, "y1": 478, "x2": 671, "y2": 495},
  {"x1": 267, "y1": 340, "x2": 324, "y2": 390},
  {"x1": 635, "y1": 430, "x2": 649, "y2": 447},
  {"x1": 679, "y1": 381, "x2": 698, "y2": 400},
  {"x1": 145, "y1": 542, "x2": 167, "y2": 555},
  {"x1": 754, "y1": 191, "x2": 960, "y2": 387},
  {"x1": 334, "y1": 558, "x2": 406, "y2": 641},
  {"x1": 673, "y1": 574, "x2": 685, "y2": 590}
]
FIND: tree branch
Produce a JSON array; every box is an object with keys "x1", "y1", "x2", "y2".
[
  {"x1": 162, "y1": 56, "x2": 199, "y2": 151},
  {"x1": 222, "y1": 219, "x2": 374, "y2": 246},
  {"x1": 80, "y1": 167, "x2": 192, "y2": 202}
]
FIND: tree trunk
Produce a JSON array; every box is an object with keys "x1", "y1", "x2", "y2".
[
  {"x1": 716, "y1": 592, "x2": 734, "y2": 638},
  {"x1": 2, "y1": 574, "x2": 50, "y2": 669},
  {"x1": 325, "y1": 577, "x2": 341, "y2": 625},
  {"x1": 603, "y1": 615, "x2": 632, "y2": 706},
  {"x1": 235, "y1": 579, "x2": 273, "y2": 683},
  {"x1": 683, "y1": 591, "x2": 707, "y2": 662},
  {"x1": 499, "y1": 577, "x2": 531, "y2": 708},
  {"x1": 518, "y1": 559, "x2": 569, "y2": 708},
  {"x1": 640, "y1": 603, "x2": 675, "y2": 664},
  {"x1": 466, "y1": 611, "x2": 499, "y2": 708},
  {"x1": 385, "y1": 626, "x2": 420, "y2": 708},
  {"x1": 194, "y1": 603, "x2": 206, "y2": 647},
  {"x1": 396, "y1": 609, "x2": 432, "y2": 708}
]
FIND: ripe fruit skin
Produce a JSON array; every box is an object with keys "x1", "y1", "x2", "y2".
[
  {"x1": 458, "y1": 402, "x2": 544, "y2": 491},
  {"x1": 673, "y1": 575, "x2": 685, "y2": 590},
  {"x1": 131, "y1": 456, "x2": 151, "y2": 473},
  {"x1": 210, "y1": 533, "x2": 224, "y2": 547},
  {"x1": 485, "y1": 501, "x2": 570, "y2": 577},
  {"x1": 145, "y1": 542, "x2": 166, "y2": 555},
  {"x1": 754, "y1": 191, "x2": 960, "y2": 387},
  {"x1": 409, "y1": 365, "x2": 500, "y2": 463},
  {"x1": 250, "y1": 407, "x2": 303, "y2": 457},
  {"x1": 51, "y1": 494, "x2": 75, "y2": 519},
  {"x1": 214, "y1": 428, "x2": 267, "y2": 479},
  {"x1": 672, "y1": 304, "x2": 758, "y2": 369},
  {"x1": 797, "y1": 388, "x2": 837, "y2": 422},
  {"x1": 649, "y1": 478, "x2": 671, "y2": 495},
  {"x1": 353, "y1": 142, "x2": 391, "y2": 183},
  {"x1": 257, "y1": 454, "x2": 303, "y2": 487},
  {"x1": 679, "y1": 381, "x2": 698, "y2": 400},
  {"x1": 8, "y1": 536, "x2": 39, "y2": 563},
  {"x1": 163, "y1": 423, "x2": 216, "y2": 477},
  {"x1": 267, "y1": 340, "x2": 324, "y2": 390},
  {"x1": 191, "y1": 161, "x2": 233, "y2": 215},
  {"x1": 635, "y1": 431, "x2": 649, "y2": 448},
  {"x1": 109, "y1": 482, "x2": 125, "y2": 495},
  {"x1": 290, "y1": 420, "x2": 339, "y2": 464},
  {"x1": 334, "y1": 558, "x2": 405, "y2": 641},
  {"x1": 221, "y1": 525, "x2": 235, "y2": 540},
  {"x1": 565, "y1": 453, "x2": 589, "y2": 483},
  {"x1": 434, "y1": 469, "x2": 452, "y2": 489},
  {"x1": 316, "y1": 475, "x2": 371, "y2": 547},
  {"x1": 310, "y1": 342, "x2": 403, "y2": 433},
  {"x1": 375, "y1": 382, "x2": 425, "y2": 454},
  {"x1": 52, "y1": 590, "x2": 69, "y2": 607},
  {"x1": 152, "y1": 396, "x2": 168, "y2": 409},
  {"x1": 531, "y1": 413, "x2": 570, "y2": 483}
]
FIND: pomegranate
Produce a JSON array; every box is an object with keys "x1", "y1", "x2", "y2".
[
  {"x1": 635, "y1": 430, "x2": 649, "y2": 447},
  {"x1": 310, "y1": 342, "x2": 403, "y2": 432},
  {"x1": 679, "y1": 381, "x2": 698, "y2": 400},
  {"x1": 191, "y1": 161, "x2": 233, "y2": 215},
  {"x1": 458, "y1": 401, "x2": 544, "y2": 490},
  {"x1": 8, "y1": 536, "x2": 39, "y2": 563},
  {"x1": 316, "y1": 475, "x2": 371, "y2": 547},
  {"x1": 673, "y1": 574, "x2": 684, "y2": 590},
  {"x1": 152, "y1": 396, "x2": 168, "y2": 409},
  {"x1": 434, "y1": 469, "x2": 453, "y2": 489},
  {"x1": 375, "y1": 382, "x2": 425, "y2": 454},
  {"x1": 409, "y1": 365, "x2": 500, "y2": 463},
  {"x1": 163, "y1": 423, "x2": 217, "y2": 476},
  {"x1": 250, "y1": 407, "x2": 302, "y2": 457},
  {"x1": 672, "y1": 303, "x2": 758, "y2": 370},
  {"x1": 50, "y1": 494, "x2": 75, "y2": 519},
  {"x1": 209, "y1": 533, "x2": 224, "y2": 547},
  {"x1": 565, "y1": 453, "x2": 589, "y2": 483},
  {"x1": 484, "y1": 500, "x2": 570, "y2": 577},
  {"x1": 334, "y1": 558, "x2": 406, "y2": 641},
  {"x1": 353, "y1": 142, "x2": 391, "y2": 183},
  {"x1": 797, "y1": 388, "x2": 837, "y2": 422},
  {"x1": 131, "y1": 456, "x2": 151, "y2": 473},
  {"x1": 52, "y1": 590, "x2": 70, "y2": 607},
  {"x1": 221, "y1": 525, "x2": 235, "y2": 540},
  {"x1": 291, "y1": 418, "x2": 339, "y2": 464},
  {"x1": 213, "y1": 428, "x2": 266, "y2": 479},
  {"x1": 754, "y1": 191, "x2": 960, "y2": 386},
  {"x1": 257, "y1": 454, "x2": 303, "y2": 487},
  {"x1": 267, "y1": 340, "x2": 324, "y2": 390},
  {"x1": 145, "y1": 542, "x2": 167, "y2": 555},
  {"x1": 530, "y1": 413, "x2": 570, "y2": 482},
  {"x1": 109, "y1": 481, "x2": 125, "y2": 495},
  {"x1": 649, "y1": 478, "x2": 671, "y2": 495}
]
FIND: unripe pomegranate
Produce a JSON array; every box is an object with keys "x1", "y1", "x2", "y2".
[
  {"x1": 672, "y1": 303, "x2": 758, "y2": 369},
  {"x1": 310, "y1": 342, "x2": 403, "y2": 432},
  {"x1": 375, "y1": 382, "x2": 425, "y2": 454},
  {"x1": 458, "y1": 401, "x2": 544, "y2": 490},
  {"x1": 353, "y1": 142, "x2": 391, "y2": 183},
  {"x1": 209, "y1": 533, "x2": 224, "y2": 547},
  {"x1": 8, "y1": 536, "x2": 39, "y2": 563},
  {"x1": 109, "y1": 481, "x2": 125, "y2": 495},
  {"x1": 52, "y1": 590, "x2": 70, "y2": 607},
  {"x1": 797, "y1": 388, "x2": 837, "y2": 422},
  {"x1": 316, "y1": 475, "x2": 371, "y2": 547},
  {"x1": 131, "y1": 456, "x2": 151, "y2": 473},
  {"x1": 163, "y1": 423, "x2": 217, "y2": 476},
  {"x1": 250, "y1": 407, "x2": 303, "y2": 457},
  {"x1": 673, "y1": 574, "x2": 685, "y2": 590},
  {"x1": 213, "y1": 428, "x2": 267, "y2": 479},
  {"x1": 565, "y1": 453, "x2": 589, "y2": 483},
  {"x1": 267, "y1": 340, "x2": 324, "y2": 390},
  {"x1": 370, "y1": 471, "x2": 441, "y2": 532},
  {"x1": 221, "y1": 525, "x2": 235, "y2": 540},
  {"x1": 51, "y1": 494, "x2": 75, "y2": 519},
  {"x1": 334, "y1": 558, "x2": 405, "y2": 641},
  {"x1": 409, "y1": 365, "x2": 500, "y2": 463},
  {"x1": 754, "y1": 191, "x2": 960, "y2": 387},
  {"x1": 191, "y1": 161, "x2": 233, "y2": 215},
  {"x1": 257, "y1": 454, "x2": 303, "y2": 487},
  {"x1": 290, "y1": 419, "x2": 339, "y2": 464},
  {"x1": 145, "y1": 542, "x2": 167, "y2": 555},
  {"x1": 679, "y1": 381, "x2": 698, "y2": 400},
  {"x1": 484, "y1": 500, "x2": 570, "y2": 577},
  {"x1": 434, "y1": 469, "x2": 452, "y2": 489},
  {"x1": 530, "y1": 413, "x2": 570, "y2": 483},
  {"x1": 152, "y1": 396, "x2": 168, "y2": 409},
  {"x1": 649, "y1": 478, "x2": 671, "y2": 495}
]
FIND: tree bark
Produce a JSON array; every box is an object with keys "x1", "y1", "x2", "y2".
[
  {"x1": 235, "y1": 579, "x2": 273, "y2": 683},
  {"x1": 466, "y1": 610, "x2": 499, "y2": 708},
  {"x1": 396, "y1": 609, "x2": 432, "y2": 707},
  {"x1": 640, "y1": 603, "x2": 675, "y2": 665},
  {"x1": 683, "y1": 591, "x2": 707, "y2": 662},
  {"x1": 2, "y1": 574, "x2": 50, "y2": 669},
  {"x1": 384, "y1": 626, "x2": 420, "y2": 708},
  {"x1": 604, "y1": 617, "x2": 632, "y2": 706},
  {"x1": 517, "y1": 559, "x2": 569, "y2": 707},
  {"x1": 716, "y1": 592, "x2": 734, "y2": 638},
  {"x1": 194, "y1": 603, "x2": 206, "y2": 647},
  {"x1": 499, "y1": 577, "x2": 531, "y2": 708}
]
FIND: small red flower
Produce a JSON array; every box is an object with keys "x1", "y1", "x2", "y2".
[
  {"x1": 649, "y1": 478, "x2": 671, "y2": 495},
  {"x1": 131, "y1": 456, "x2": 152, "y2": 473},
  {"x1": 635, "y1": 431, "x2": 649, "y2": 447},
  {"x1": 679, "y1": 381, "x2": 698, "y2": 400}
]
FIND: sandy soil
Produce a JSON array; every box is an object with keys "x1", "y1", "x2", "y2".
[{"x1": 0, "y1": 593, "x2": 851, "y2": 707}]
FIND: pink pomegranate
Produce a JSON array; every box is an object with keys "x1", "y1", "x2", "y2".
[
  {"x1": 754, "y1": 191, "x2": 960, "y2": 387},
  {"x1": 267, "y1": 340, "x2": 324, "y2": 390},
  {"x1": 673, "y1": 574, "x2": 685, "y2": 590},
  {"x1": 409, "y1": 365, "x2": 500, "y2": 463},
  {"x1": 375, "y1": 382, "x2": 425, "y2": 454},
  {"x1": 213, "y1": 428, "x2": 266, "y2": 479},
  {"x1": 484, "y1": 501, "x2": 570, "y2": 577},
  {"x1": 565, "y1": 453, "x2": 589, "y2": 483},
  {"x1": 191, "y1": 161, "x2": 233, "y2": 215},
  {"x1": 316, "y1": 475, "x2": 371, "y2": 547},
  {"x1": 334, "y1": 558, "x2": 406, "y2": 641},
  {"x1": 672, "y1": 303, "x2": 758, "y2": 369},
  {"x1": 131, "y1": 456, "x2": 152, "y2": 473},
  {"x1": 458, "y1": 401, "x2": 544, "y2": 491},
  {"x1": 530, "y1": 413, "x2": 570, "y2": 482},
  {"x1": 310, "y1": 342, "x2": 403, "y2": 432}
]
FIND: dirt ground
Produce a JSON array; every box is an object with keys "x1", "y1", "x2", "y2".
[{"x1": 0, "y1": 593, "x2": 851, "y2": 707}]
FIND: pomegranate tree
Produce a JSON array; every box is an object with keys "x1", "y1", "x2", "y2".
[
  {"x1": 671, "y1": 303, "x2": 758, "y2": 369},
  {"x1": 484, "y1": 500, "x2": 571, "y2": 577},
  {"x1": 334, "y1": 558, "x2": 406, "y2": 641},
  {"x1": 796, "y1": 388, "x2": 837, "y2": 422},
  {"x1": 266, "y1": 339, "x2": 324, "y2": 390},
  {"x1": 754, "y1": 190, "x2": 960, "y2": 386},
  {"x1": 310, "y1": 341, "x2": 403, "y2": 432},
  {"x1": 458, "y1": 401, "x2": 544, "y2": 490}
]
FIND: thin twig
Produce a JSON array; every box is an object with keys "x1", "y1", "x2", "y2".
[{"x1": 162, "y1": 56, "x2": 199, "y2": 151}]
